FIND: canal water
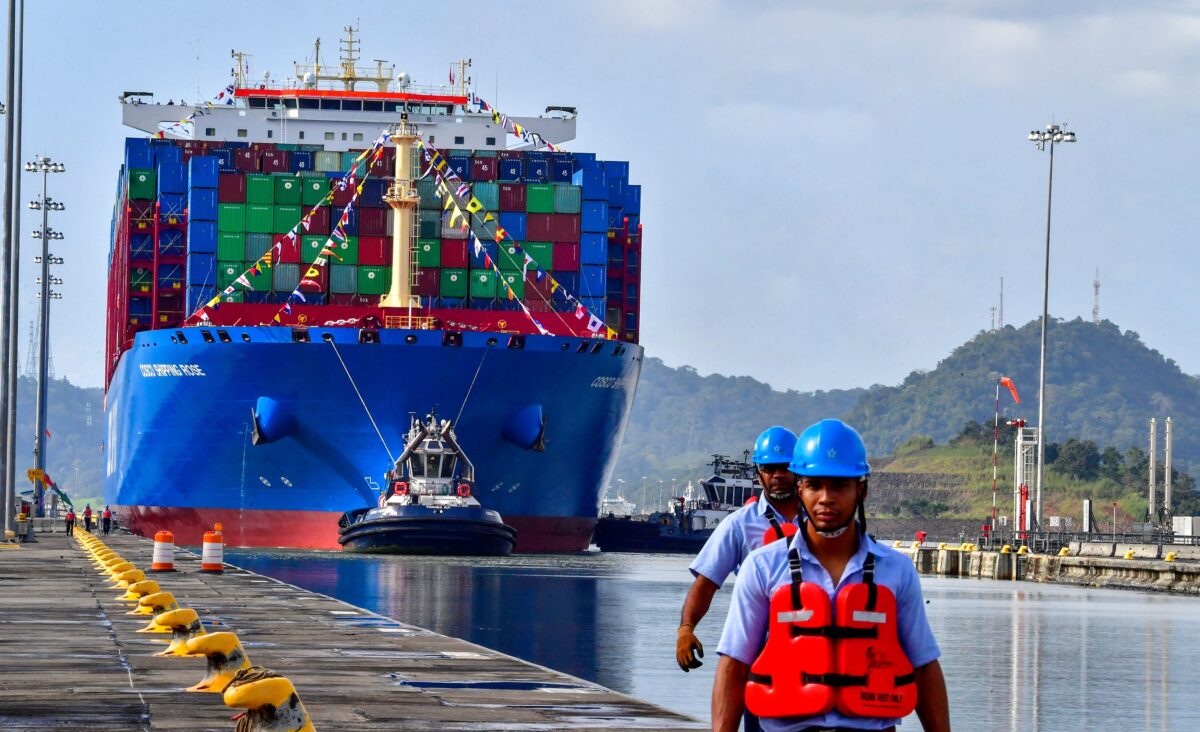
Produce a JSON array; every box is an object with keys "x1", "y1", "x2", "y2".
[{"x1": 229, "y1": 549, "x2": 1199, "y2": 731}]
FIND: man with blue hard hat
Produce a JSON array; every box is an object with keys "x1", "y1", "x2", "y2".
[
  {"x1": 677, "y1": 426, "x2": 804, "y2": 673},
  {"x1": 712, "y1": 419, "x2": 950, "y2": 732}
]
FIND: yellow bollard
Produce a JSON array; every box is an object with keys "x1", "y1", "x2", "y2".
[
  {"x1": 185, "y1": 632, "x2": 252, "y2": 693},
  {"x1": 223, "y1": 667, "x2": 316, "y2": 732},
  {"x1": 1000, "y1": 545, "x2": 1012, "y2": 554},
  {"x1": 1123, "y1": 549, "x2": 1135, "y2": 560},
  {"x1": 119, "y1": 579, "x2": 160, "y2": 603},
  {"x1": 1017, "y1": 546, "x2": 1030, "y2": 555},
  {"x1": 107, "y1": 564, "x2": 139, "y2": 585},
  {"x1": 134, "y1": 592, "x2": 180, "y2": 631},
  {"x1": 113, "y1": 569, "x2": 146, "y2": 590},
  {"x1": 1165, "y1": 552, "x2": 1177, "y2": 562},
  {"x1": 153, "y1": 608, "x2": 207, "y2": 657},
  {"x1": 1059, "y1": 547, "x2": 1071, "y2": 556},
  {"x1": 937, "y1": 542, "x2": 947, "y2": 550},
  {"x1": 893, "y1": 540, "x2": 902, "y2": 548}
]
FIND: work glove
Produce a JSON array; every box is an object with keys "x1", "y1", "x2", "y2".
[{"x1": 676, "y1": 625, "x2": 704, "y2": 671}]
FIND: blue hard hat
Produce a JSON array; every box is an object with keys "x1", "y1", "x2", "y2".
[
  {"x1": 753, "y1": 426, "x2": 798, "y2": 466},
  {"x1": 789, "y1": 419, "x2": 871, "y2": 477}
]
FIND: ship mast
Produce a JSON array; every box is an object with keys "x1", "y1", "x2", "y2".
[
  {"x1": 296, "y1": 22, "x2": 394, "y2": 92},
  {"x1": 380, "y1": 116, "x2": 421, "y2": 310}
]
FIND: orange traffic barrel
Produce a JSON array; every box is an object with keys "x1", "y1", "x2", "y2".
[
  {"x1": 200, "y1": 525, "x2": 224, "y2": 573},
  {"x1": 151, "y1": 530, "x2": 176, "y2": 571}
]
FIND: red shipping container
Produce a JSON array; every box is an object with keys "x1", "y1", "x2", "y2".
[
  {"x1": 471, "y1": 158, "x2": 497, "y2": 181},
  {"x1": 358, "y1": 208, "x2": 388, "y2": 237},
  {"x1": 299, "y1": 266, "x2": 328, "y2": 292},
  {"x1": 250, "y1": 142, "x2": 276, "y2": 152},
  {"x1": 234, "y1": 149, "x2": 261, "y2": 173},
  {"x1": 307, "y1": 206, "x2": 331, "y2": 235},
  {"x1": 368, "y1": 147, "x2": 396, "y2": 177},
  {"x1": 261, "y1": 150, "x2": 290, "y2": 173},
  {"x1": 498, "y1": 150, "x2": 523, "y2": 161},
  {"x1": 499, "y1": 183, "x2": 526, "y2": 212},
  {"x1": 359, "y1": 236, "x2": 390, "y2": 266},
  {"x1": 526, "y1": 271, "x2": 553, "y2": 299},
  {"x1": 440, "y1": 240, "x2": 469, "y2": 269},
  {"x1": 550, "y1": 214, "x2": 580, "y2": 243},
  {"x1": 277, "y1": 235, "x2": 300, "y2": 264},
  {"x1": 179, "y1": 148, "x2": 195, "y2": 164},
  {"x1": 527, "y1": 213, "x2": 554, "y2": 240},
  {"x1": 414, "y1": 268, "x2": 440, "y2": 297},
  {"x1": 332, "y1": 181, "x2": 354, "y2": 207},
  {"x1": 218, "y1": 174, "x2": 247, "y2": 203},
  {"x1": 552, "y1": 243, "x2": 580, "y2": 271},
  {"x1": 129, "y1": 200, "x2": 154, "y2": 219}
]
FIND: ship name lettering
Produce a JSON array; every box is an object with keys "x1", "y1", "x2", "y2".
[
  {"x1": 140, "y1": 363, "x2": 207, "y2": 378},
  {"x1": 590, "y1": 376, "x2": 631, "y2": 390}
]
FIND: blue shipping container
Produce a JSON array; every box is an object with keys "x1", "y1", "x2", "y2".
[
  {"x1": 185, "y1": 285, "x2": 216, "y2": 314},
  {"x1": 580, "y1": 233, "x2": 607, "y2": 265},
  {"x1": 550, "y1": 160, "x2": 574, "y2": 183},
  {"x1": 124, "y1": 138, "x2": 153, "y2": 170},
  {"x1": 130, "y1": 232, "x2": 155, "y2": 261},
  {"x1": 290, "y1": 151, "x2": 314, "y2": 173},
  {"x1": 341, "y1": 207, "x2": 359, "y2": 235},
  {"x1": 572, "y1": 168, "x2": 607, "y2": 200},
  {"x1": 572, "y1": 152, "x2": 597, "y2": 165},
  {"x1": 554, "y1": 271, "x2": 579, "y2": 294},
  {"x1": 581, "y1": 201, "x2": 607, "y2": 233},
  {"x1": 187, "y1": 220, "x2": 218, "y2": 254},
  {"x1": 606, "y1": 175, "x2": 625, "y2": 202},
  {"x1": 155, "y1": 145, "x2": 183, "y2": 166},
  {"x1": 623, "y1": 184, "x2": 641, "y2": 215},
  {"x1": 188, "y1": 156, "x2": 220, "y2": 189},
  {"x1": 159, "y1": 193, "x2": 186, "y2": 218},
  {"x1": 498, "y1": 212, "x2": 527, "y2": 241},
  {"x1": 580, "y1": 265, "x2": 607, "y2": 298},
  {"x1": 524, "y1": 159, "x2": 549, "y2": 183},
  {"x1": 581, "y1": 296, "x2": 605, "y2": 314},
  {"x1": 188, "y1": 188, "x2": 218, "y2": 221},
  {"x1": 607, "y1": 205, "x2": 626, "y2": 229},
  {"x1": 212, "y1": 148, "x2": 233, "y2": 167},
  {"x1": 156, "y1": 162, "x2": 186, "y2": 195},
  {"x1": 129, "y1": 298, "x2": 153, "y2": 319},
  {"x1": 602, "y1": 160, "x2": 629, "y2": 180},
  {"x1": 157, "y1": 263, "x2": 184, "y2": 288},
  {"x1": 498, "y1": 158, "x2": 523, "y2": 181},
  {"x1": 361, "y1": 178, "x2": 389, "y2": 207},
  {"x1": 186, "y1": 253, "x2": 216, "y2": 288},
  {"x1": 158, "y1": 229, "x2": 186, "y2": 255},
  {"x1": 448, "y1": 158, "x2": 472, "y2": 181},
  {"x1": 470, "y1": 241, "x2": 498, "y2": 269}
]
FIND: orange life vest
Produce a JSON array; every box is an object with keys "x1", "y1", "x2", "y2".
[
  {"x1": 761, "y1": 504, "x2": 798, "y2": 546},
  {"x1": 745, "y1": 549, "x2": 917, "y2": 720}
]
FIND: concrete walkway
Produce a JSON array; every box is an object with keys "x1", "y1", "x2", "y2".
[{"x1": 0, "y1": 532, "x2": 703, "y2": 730}]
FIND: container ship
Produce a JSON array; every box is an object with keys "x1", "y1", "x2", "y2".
[{"x1": 103, "y1": 35, "x2": 644, "y2": 552}]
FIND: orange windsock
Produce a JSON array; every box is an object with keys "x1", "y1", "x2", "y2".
[{"x1": 1000, "y1": 377, "x2": 1021, "y2": 404}]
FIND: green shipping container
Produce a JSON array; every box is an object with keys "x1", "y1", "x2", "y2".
[
  {"x1": 474, "y1": 182, "x2": 499, "y2": 212},
  {"x1": 274, "y1": 175, "x2": 301, "y2": 205},
  {"x1": 330, "y1": 235, "x2": 359, "y2": 265},
  {"x1": 341, "y1": 151, "x2": 359, "y2": 170},
  {"x1": 498, "y1": 271, "x2": 525, "y2": 299},
  {"x1": 218, "y1": 232, "x2": 245, "y2": 261},
  {"x1": 274, "y1": 205, "x2": 302, "y2": 234},
  {"x1": 419, "y1": 211, "x2": 441, "y2": 239},
  {"x1": 416, "y1": 238, "x2": 441, "y2": 267},
  {"x1": 469, "y1": 269, "x2": 497, "y2": 299},
  {"x1": 301, "y1": 235, "x2": 327, "y2": 260},
  {"x1": 246, "y1": 260, "x2": 272, "y2": 291},
  {"x1": 216, "y1": 261, "x2": 244, "y2": 289},
  {"x1": 217, "y1": 204, "x2": 246, "y2": 233},
  {"x1": 553, "y1": 184, "x2": 582, "y2": 214},
  {"x1": 440, "y1": 268, "x2": 468, "y2": 298},
  {"x1": 314, "y1": 151, "x2": 341, "y2": 172},
  {"x1": 130, "y1": 268, "x2": 153, "y2": 291},
  {"x1": 246, "y1": 204, "x2": 274, "y2": 234},
  {"x1": 128, "y1": 169, "x2": 156, "y2": 200},
  {"x1": 244, "y1": 232, "x2": 274, "y2": 261},
  {"x1": 246, "y1": 175, "x2": 274, "y2": 205},
  {"x1": 330, "y1": 264, "x2": 358, "y2": 294},
  {"x1": 220, "y1": 290, "x2": 244, "y2": 304},
  {"x1": 524, "y1": 241, "x2": 553, "y2": 272},
  {"x1": 417, "y1": 178, "x2": 439, "y2": 210},
  {"x1": 358, "y1": 266, "x2": 391, "y2": 295},
  {"x1": 473, "y1": 150, "x2": 497, "y2": 158},
  {"x1": 526, "y1": 184, "x2": 555, "y2": 214},
  {"x1": 301, "y1": 178, "x2": 329, "y2": 205},
  {"x1": 497, "y1": 243, "x2": 523, "y2": 271}
]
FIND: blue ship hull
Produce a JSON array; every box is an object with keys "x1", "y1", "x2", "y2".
[{"x1": 105, "y1": 325, "x2": 641, "y2": 552}]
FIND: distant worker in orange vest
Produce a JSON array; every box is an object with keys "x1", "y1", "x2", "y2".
[
  {"x1": 64, "y1": 509, "x2": 76, "y2": 536},
  {"x1": 102, "y1": 506, "x2": 113, "y2": 535},
  {"x1": 83, "y1": 504, "x2": 93, "y2": 533}
]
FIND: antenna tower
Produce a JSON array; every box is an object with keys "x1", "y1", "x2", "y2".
[
  {"x1": 1092, "y1": 268, "x2": 1100, "y2": 324},
  {"x1": 989, "y1": 306, "x2": 996, "y2": 332},
  {"x1": 998, "y1": 276, "x2": 1004, "y2": 328}
]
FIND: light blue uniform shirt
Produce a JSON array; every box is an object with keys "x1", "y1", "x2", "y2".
[
  {"x1": 689, "y1": 497, "x2": 803, "y2": 587},
  {"x1": 717, "y1": 529, "x2": 940, "y2": 731}
]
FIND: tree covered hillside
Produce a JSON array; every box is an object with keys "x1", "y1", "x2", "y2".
[
  {"x1": 14, "y1": 375, "x2": 105, "y2": 505},
  {"x1": 846, "y1": 319, "x2": 1200, "y2": 471}
]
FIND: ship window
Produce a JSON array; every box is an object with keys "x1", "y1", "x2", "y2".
[
  {"x1": 205, "y1": 127, "x2": 216, "y2": 137},
  {"x1": 241, "y1": 333, "x2": 251, "y2": 342},
  {"x1": 341, "y1": 99, "x2": 362, "y2": 111},
  {"x1": 428, "y1": 135, "x2": 435, "y2": 144},
  {"x1": 486, "y1": 137, "x2": 496, "y2": 146},
  {"x1": 590, "y1": 342, "x2": 603, "y2": 354},
  {"x1": 362, "y1": 100, "x2": 383, "y2": 112},
  {"x1": 353, "y1": 132, "x2": 364, "y2": 141},
  {"x1": 324, "y1": 132, "x2": 335, "y2": 141},
  {"x1": 282, "y1": 98, "x2": 298, "y2": 109},
  {"x1": 454, "y1": 136, "x2": 464, "y2": 145},
  {"x1": 237, "y1": 129, "x2": 248, "y2": 138},
  {"x1": 409, "y1": 454, "x2": 426, "y2": 477},
  {"x1": 217, "y1": 329, "x2": 232, "y2": 343},
  {"x1": 441, "y1": 455, "x2": 457, "y2": 479},
  {"x1": 341, "y1": 132, "x2": 348, "y2": 141},
  {"x1": 248, "y1": 97, "x2": 267, "y2": 109},
  {"x1": 200, "y1": 330, "x2": 215, "y2": 343},
  {"x1": 175, "y1": 331, "x2": 188, "y2": 344},
  {"x1": 298, "y1": 131, "x2": 305, "y2": 139},
  {"x1": 320, "y1": 99, "x2": 341, "y2": 110},
  {"x1": 427, "y1": 452, "x2": 442, "y2": 478},
  {"x1": 266, "y1": 129, "x2": 274, "y2": 138},
  {"x1": 299, "y1": 98, "x2": 320, "y2": 110}
]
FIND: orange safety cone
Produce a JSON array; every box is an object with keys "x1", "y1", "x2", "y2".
[
  {"x1": 151, "y1": 530, "x2": 175, "y2": 572},
  {"x1": 200, "y1": 524, "x2": 224, "y2": 573}
]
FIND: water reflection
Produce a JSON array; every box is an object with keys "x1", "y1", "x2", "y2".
[{"x1": 230, "y1": 551, "x2": 1200, "y2": 730}]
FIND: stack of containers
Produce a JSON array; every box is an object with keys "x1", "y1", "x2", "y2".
[
  {"x1": 185, "y1": 155, "x2": 219, "y2": 315},
  {"x1": 153, "y1": 143, "x2": 187, "y2": 324}
]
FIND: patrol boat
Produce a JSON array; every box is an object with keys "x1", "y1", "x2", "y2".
[
  {"x1": 337, "y1": 413, "x2": 517, "y2": 555},
  {"x1": 592, "y1": 455, "x2": 758, "y2": 553}
]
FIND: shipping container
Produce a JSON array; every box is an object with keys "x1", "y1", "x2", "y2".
[
  {"x1": 524, "y1": 159, "x2": 549, "y2": 183},
  {"x1": 130, "y1": 267, "x2": 154, "y2": 293},
  {"x1": 524, "y1": 241, "x2": 554, "y2": 272},
  {"x1": 473, "y1": 181, "x2": 499, "y2": 212},
  {"x1": 246, "y1": 174, "x2": 274, "y2": 205},
  {"x1": 156, "y1": 162, "x2": 186, "y2": 195},
  {"x1": 274, "y1": 175, "x2": 302, "y2": 205},
  {"x1": 217, "y1": 232, "x2": 244, "y2": 261},
  {"x1": 549, "y1": 214, "x2": 581, "y2": 243},
  {"x1": 129, "y1": 232, "x2": 154, "y2": 261},
  {"x1": 186, "y1": 253, "x2": 216, "y2": 288},
  {"x1": 472, "y1": 157, "x2": 497, "y2": 182},
  {"x1": 233, "y1": 148, "x2": 261, "y2": 173},
  {"x1": 127, "y1": 169, "x2": 156, "y2": 200},
  {"x1": 417, "y1": 178, "x2": 439, "y2": 209},
  {"x1": 290, "y1": 150, "x2": 314, "y2": 173},
  {"x1": 188, "y1": 156, "x2": 220, "y2": 189},
  {"x1": 359, "y1": 236, "x2": 390, "y2": 266},
  {"x1": 553, "y1": 184, "x2": 582, "y2": 214},
  {"x1": 419, "y1": 210, "x2": 441, "y2": 239},
  {"x1": 261, "y1": 149, "x2": 290, "y2": 174},
  {"x1": 217, "y1": 173, "x2": 247, "y2": 203},
  {"x1": 496, "y1": 243, "x2": 523, "y2": 271},
  {"x1": 158, "y1": 229, "x2": 186, "y2": 255},
  {"x1": 607, "y1": 205, "x2": 625, "y2": 229},
  {"x1": 448, "y1": 158, "x2": 472, "y2": 180},
  {"x1": 301, "y1": 177, "x2": 329, "y2": 205},
  {"x1": 358, "y1": 266, "x2": 392, "y2": 295},
  {"x1": 307, "y1": 206, "x2": 331, "y2": 235},
  {"x1": 580, "y1": 264, "x2": 607, "y2": 298},
  {"x1": 185, "y1": 285, "x2": 216, "y2": 315},
  {"x1": 552, "y1": 243, "x2": 580, "y2": 271},
  {"x1": 157, "y1": 263, "x2": 184, "y2": 290},
  {"x1": 581, "y1": 201, "x2": 607, "y2": 233},
  {"x1": 414, "y1": 268, "x2": 440, "y2": 297},
  {"x1": 244, "y1": 232, "x2": 274, "y2": 261},
  {"x1": 187, "y1": 220, "x2": 218, "y2": 254},
  {"x1": 499, "y1": 182, "x2": 527, "y2": 211},
  {"x1": 469, "y1": 269, "x2": 497, "y2": 299},
  {"x1": 440, "y1": 240, "x2": 469, "y2": 269},
  {"x1": 358, "y1": 207, "x2": 388, "y2": 237},
  {"x1": 246, "y1": 204, "x2": 274, "y2": 233},
  {"x1": 273, "y1": 263, "x2": 300, "y2": 292},
  {"x1": 360, "y1": 178, "x2": 389, "y2": 208},
  {"x1": 623, "y1": 184, "x2": 641, "y2": 215},
  {"x1": 416, "y1": 238, "x2": 440, "y2": 267},
  {"x1": 526, "y1": 184, "x2": 555, "y2": 214},
  {"x1": 315, "y1": 150, "x2": 341, "y2": 172},
  {"x1": 300, "y1": 235, "x2": 328, "y2": 261},
  {"x1": 274, "y1": 205, "x2": 302, "y2": 234},
  {"x1": 440, "y1": 268, "x2": 469, "y2": 298},
  {"x1": 341, "y1": 151, "x2": 360, "y2": 170},
  {"x1": 498, "y1": 212, "x2": 526, "y2": 241},
  {"x1": 572, "y1": 167, "x2": 607, "y2": 200},
  {"x1": 603, "y1": 160, "x2": 630, "y2": 180},
  {"x1": 276, "y1": 235, "x2": 300, "y2": 264},
  {"x1": 298, "y1": 265, "x2": 328, "y2": 292},
  {"x1": 441, "y1": 213, "x2": 468, "y2": 240},
  {"x1": 217, "y1": 203, "x2": 246, "y2": 233},
  {"x1": 498, "y1": 157, "x2": 523, "y2": 182},
  {"x1": 580, "y1": 233, "x2": 607, "y2": 265},
  {"x1": 159, "y1": 193, "x2": 186, "y2": 221},
  {"x1": 330, "y1": 264, "x2": 358, "y2": 294},
  {"x1": 470, "y1": 241, "x2": 499, "y2": 269},
  {"x1": 550, "y1": 159, "x2": 574, "y2": 183},
  {"x1": 124, "y1": 139, "x2": 153, "y2": 170},
  {"x1": 606, "y1": 176, "x2": 626, "y2": 202},
  {"x1": 554, "y1": 271, "x2": 580, "y2": 296},
  {"x1": 331, "y1": 235, "x2": 359, "y2": 265},
  {"x1": 498, "y1": 271, "x2": 525, "y2": 299},
  {"x1": 216, "y1": 261, "x2": 244, "y2": 289},
  {"x1": 188, "y1": 187, "x2": 218, "y2": 221}
]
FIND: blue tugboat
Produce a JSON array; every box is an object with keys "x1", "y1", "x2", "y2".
[{"x1": 338, "y1": 413, "x2": 518, "y2": 556}]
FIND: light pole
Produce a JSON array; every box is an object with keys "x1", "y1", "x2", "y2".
[
  {"x1": 641, "y1": 475, "x2": 647, "y2": 515},
  {"x1": 1028, "y1": 123, "x2": 1076, "y2": 531},
  {"x1": 25, "y1": 156, "x2": 65, "y2": 518}
]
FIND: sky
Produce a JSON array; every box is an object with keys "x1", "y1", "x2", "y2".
[{"x1": 12, "y1": 1, "x2": 1200, "y2": 391}]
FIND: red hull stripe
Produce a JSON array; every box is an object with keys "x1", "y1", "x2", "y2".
[
  {"x1": 120, "y1": 506, "x2": 596, "y2": 554},
  {"x1": 234, "y1": 88, "x2": 468, "y2": 105}
]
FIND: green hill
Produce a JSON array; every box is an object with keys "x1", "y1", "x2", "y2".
[{"x1": 13, "y1": 375, "x2": 105, "y2": 508}]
